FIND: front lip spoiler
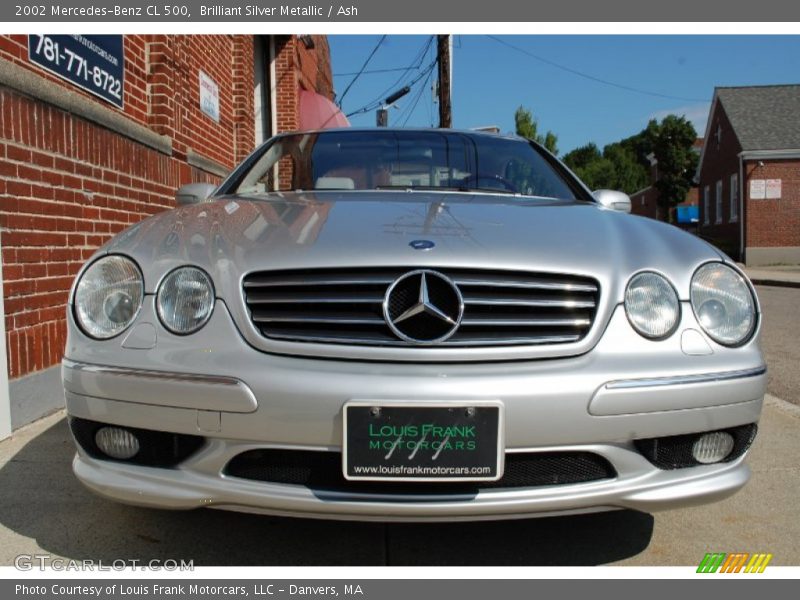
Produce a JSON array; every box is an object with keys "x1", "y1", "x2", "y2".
[
  {"x1": 605, "y1": 366, "x2": 767, "y2": 390},
  {"x1": 72, "y1": 451, "x2": 751, "y2": 522}
]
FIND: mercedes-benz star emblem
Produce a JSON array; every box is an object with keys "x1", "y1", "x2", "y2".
[
  {"x1": 383, "y1": 270, "x2": 464, "y2": 344},
  {"x1": 409, "y1": 239, "x2": 435, "y2": 251}
]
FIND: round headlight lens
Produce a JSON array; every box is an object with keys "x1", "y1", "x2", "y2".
[
  {"x1": 624, "y1": 272, "x2": 680, "y2": 339},
  {"x1": 74, "y1": 256, "x2": 143, "y2": 339},
  {"x1": 157, "y1": 267, "x2": 215, "y2": 334},
  {"x1": 691, "y1": 263, "x2": 756, "y2": 346}
]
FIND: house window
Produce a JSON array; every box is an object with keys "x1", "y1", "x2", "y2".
[
  {"x1": 730, "y1": 174, "x2": 739, "y2": 223},
  {"x1": 715, "y1": 180, "x2": 723, "y2": 224},
  {"x1": 703, "y1": 185, "x2": 710, "y2": 225}
]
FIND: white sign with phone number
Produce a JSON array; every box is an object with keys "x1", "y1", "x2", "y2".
[{"x1": 199, "y1": 70, "x2": 219, "y2": 122}]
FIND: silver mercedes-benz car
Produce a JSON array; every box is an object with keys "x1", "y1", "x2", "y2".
[{"x1": 62, "y1": 128, "x2": 765, "y2": 521}]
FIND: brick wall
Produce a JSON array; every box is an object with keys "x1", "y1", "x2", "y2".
[
  {"x1": 0, "y1": 34, "x2": 261, "y2": 379},
  {"x1": 273, "y1": 34, "x2": 335, "y2": 135},
  {"x1": 1, "y1": 33, "x2": 335, "y2": 380},
  {"x1": 744, "y1": 159, "x2": 800, "y2": 249},
  {"x1": 629, "y1": 186, "x2": 659, "y2": 220}
]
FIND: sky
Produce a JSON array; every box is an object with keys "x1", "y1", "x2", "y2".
[{"x1": 328, "y1": 35, "x2": 800, "y2": 155}]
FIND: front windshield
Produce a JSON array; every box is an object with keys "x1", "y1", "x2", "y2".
[{"x1": 227, "y1": 130, "x2": 580, "y2": 200}]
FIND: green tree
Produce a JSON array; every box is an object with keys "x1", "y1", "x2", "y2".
[
  {"x1": 563, "y1": 142, "x2": 648, "y2": 194},
  {"x1": 561, "y1": 115, "x2": 697, "y2": 219},
  {"x1": 515, "y1": 106, "x2": 559, "y2": 155},
  {"x1": 602, "y1": 143, "x2": 649, "y2": 194},
  {"x1": 642, "y1": 115, "x2": 699, "y2": 215}
]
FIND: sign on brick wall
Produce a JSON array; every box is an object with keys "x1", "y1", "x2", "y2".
[
  {"x1": 27, "y1": 35, "x2": 124, "y2": 108},
  {"x1": 766, "y1": 179, "x2": 782, "y2": 199},
  {"x1": 199, "y1": 70, "x2": 220, "y2": 122},
  {"x1": 750, "y1": 179, "x2": 766, "y2": 200}
]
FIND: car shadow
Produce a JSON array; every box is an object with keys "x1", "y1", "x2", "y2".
[{"x1": 0, "y1": 417, "x2": 654, "y2": 566}]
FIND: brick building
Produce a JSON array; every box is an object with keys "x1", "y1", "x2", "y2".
[
  {"x1": 0, "y1": 34, "x2": 342, "y2": 433},
  {"x1": 697, "y1": 85, "x2": 800, "y2": 265}
]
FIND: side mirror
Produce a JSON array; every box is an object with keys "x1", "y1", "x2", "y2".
[
  {"x1": 175, "y1": 182, "x2": 217, "y2": 206},
  {"x1": 592, "y1": 189, "x2": 632, "y2": 214}
]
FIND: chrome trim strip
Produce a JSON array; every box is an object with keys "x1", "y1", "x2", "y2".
[
  {"x1": 246, "y1": 296, "x2": 383, "y2": 304},
  {"x1": 253, "y1": 316, "x2": 385, "y2": 325},
  {"x1": 62, "y1": 359, "x2": 247, "y2": 388},
  {"x1": 605, "y1": 367, "x2": 767, "y2": 390},
  {"x1": 453, "y1": 278, "x2": 598, "y2": 293},
  {"x1": 264, "y1": 332, "x2": 582, "y2": 346},
  {"x1": 244, "y1": 276, "x2": 395, "y2": 288},
  {"x1": 463, "y1": 297, "x2": 596, "y2": 308},
  {"x1": 460, "y1": 318, "x2": 591, "y2": 327}
]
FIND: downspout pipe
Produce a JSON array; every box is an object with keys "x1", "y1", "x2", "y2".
[{"x1": 739, "y1": 154, "x2": 745, "y2": 263}]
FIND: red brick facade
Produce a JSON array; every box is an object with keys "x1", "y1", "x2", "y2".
[
  {"x1": 697, "y1": 102, "x2": 742, "y2": 257},
  {"x1": 744, "y1": 159, "x2": 800, "y2": 250},
  {"x1": 0, "y1": 34, "x2": 334, "y2": 380},
  {"x1": 698, "y1": 96, "x2": 800, "y2": 263},
  {"x1": 273, "y1": 35, "x2": 334, "y2": 133}
]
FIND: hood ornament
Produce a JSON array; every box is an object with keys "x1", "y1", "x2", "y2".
[{"x1": 383, "y1": 270, "x2": 464, "y2": 344}]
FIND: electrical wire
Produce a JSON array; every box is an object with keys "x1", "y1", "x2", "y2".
[
  {"x1": 334, "y1": 66, "x2": 425, "y2": 77},
  {"x1": 346, "y1": 58, "x2": 437, "y2": 118},
  {"x1": 336, "y1": 35, "x2": 387, "y2": 108},
  {"x1": 343, "y1": 37, "x2": 435, "y2": 118},
  {"x1": 486, "y1": 35, "x2": 707, "y2": 103},
  {"x1": 398, "y1": 65, "x2": 436, "y2": 127}
]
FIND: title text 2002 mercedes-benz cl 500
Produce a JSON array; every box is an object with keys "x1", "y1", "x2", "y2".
[{"x1": 62, "y1": 129, "x2": 765, "y2": 520}]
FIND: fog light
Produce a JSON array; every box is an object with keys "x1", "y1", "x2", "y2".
[
  {"x1": 692, "y1": 432, "x2": 735, "y2": 464},
  {"x1": 94, "y1": 427, "x2": 140, "y2": 460}
]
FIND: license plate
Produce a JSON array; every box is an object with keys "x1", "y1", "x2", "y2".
[{"x1": 343, "y1": 402, "x2": 503, "y2": 481}]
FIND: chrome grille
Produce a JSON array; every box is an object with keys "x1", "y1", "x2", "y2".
[{"x1": 243, "y1": 268, "x2": 599, "y2": 347}]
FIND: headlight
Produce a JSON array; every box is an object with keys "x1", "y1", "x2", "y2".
[
  {"x1": 156, "y1": 267, "x2": 215, "y2": 334},
  {"x1": 624, "y1": 272, "x2": 680, "y2": 339},
  {"x1": 74, "y1": 255, "x2": 143, "y2": 339},
  {"x1": 691, "y1": 263, "x2": 756, "y2": 346}
]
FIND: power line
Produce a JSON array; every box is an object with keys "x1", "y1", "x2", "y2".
[
  {"x1": 333, "y1": 66, "x2": 423, "y2": 77},
  {"x1": 362, "y1": 37, "x2": 434, "y2": 113},
  {"x1": 486, "y1": 35, "x2": 707, "y2": 103},
  {"x1": 399, "y1": 66, "x2": 436, "y2": 127},
  {"x1": 346, "y1": 58, "x2": 437, "y2": 118},
  {"x1": 336, "y1": 35, "x2": 387, "y2": 108},
  {"x1": 343, "y1": 37, "x2": 435, "y2": 119}
]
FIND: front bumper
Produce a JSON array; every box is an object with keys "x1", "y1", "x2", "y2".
[
  {"x1": 63, "y1": 298, "x2": 765, "y2": 520},
  {"x1": 71, "y1": 448, "x2": 752, "y2": 521}
]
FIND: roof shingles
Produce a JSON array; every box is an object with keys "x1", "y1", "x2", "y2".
[{"x1": 717, "y1": 85, "x2": 800, "y2": 151}]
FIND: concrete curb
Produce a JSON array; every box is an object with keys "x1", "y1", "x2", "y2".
[
  {"x1": 765, "y1": 394, "x2": 800, "y2": 420},
  {"x1": 749, "y1": 278, "x2": 800, "y2": 289}
]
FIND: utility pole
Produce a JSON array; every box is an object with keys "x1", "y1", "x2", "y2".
[{"x1": 437, "y1": 34, "x2": 452, "y2": 128}]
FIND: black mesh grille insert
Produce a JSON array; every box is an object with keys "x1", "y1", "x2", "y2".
[
  {"x1": 224, "y1": 449, "x2": 616, "y2": 495},
  {"x1": 634, "y1": 424, "x2": 758, "y2": 470},
  {"x1": 69, "y1": 417, "x2": 205, "y2": 468},
  {"x1": 242, "y1": 267, "x2": 599, "y2": 347}
]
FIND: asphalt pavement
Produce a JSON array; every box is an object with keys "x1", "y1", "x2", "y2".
[{"x1": 754, "y1": 285, "x2": 800, "y2": 406}]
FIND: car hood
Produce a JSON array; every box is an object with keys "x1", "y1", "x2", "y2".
[{"x1": 103, "y1": 191, "x2": 722, "y2": 302}]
